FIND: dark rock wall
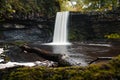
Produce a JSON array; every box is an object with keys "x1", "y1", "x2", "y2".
[
  {"x1": 0, "y1": 7, "x2": 120, "y2": 43},
  {"x1": 69, "y1": 7, "x2": 120, "y2": 42}
]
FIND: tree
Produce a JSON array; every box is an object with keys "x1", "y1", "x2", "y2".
[{"x1": 60, "y1": 0, "x2": 120, "y2": 11}]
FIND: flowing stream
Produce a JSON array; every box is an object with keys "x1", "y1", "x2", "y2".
[
  {"x1": 0, "y1": 12, "x2": 120, "y2": 68},
  {"x1": 42, "y1": 11, "x2": 120, "y2": 66}
]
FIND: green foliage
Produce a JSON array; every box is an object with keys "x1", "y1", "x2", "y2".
[
  {"x1": 0, "y1": 0, "x2": 60, "y2": 20},
  {"x1": 82, "y1": 0, "x2": 119, "y2": 11},
  {"x1": 58, "y1": 0, "x2": 120, "y2": 12},
  {"x1": 0, "y1": 0, "x2": 119, "y2": 21},
  {"x1": 1, "y1": 55, "x2": 120, "y2": 80}
]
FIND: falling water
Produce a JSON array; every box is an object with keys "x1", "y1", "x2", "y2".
[
  {"x1": 43, "y1": 11, "x2": 71, "y2": 45},
  {"x1": 52, "y1": 11, "x2": 70, "y2": 45},
  {"x1": 53, "y1": 12, "x2": 68, "y2": 43}
]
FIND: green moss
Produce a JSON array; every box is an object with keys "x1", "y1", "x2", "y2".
[
  {"x1": 12, "y1": 41, "x2": 28, "y2": 46},
  {"x1": 4, "y1": 56, "x2": 10, "y2": 62},
  {"x1": 1, "y1": 55, "x2": 120, "y2": 80}
]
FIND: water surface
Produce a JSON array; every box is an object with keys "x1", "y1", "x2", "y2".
[{"x1": 31, "y1": 42, "x2": 120, "y2": 66}]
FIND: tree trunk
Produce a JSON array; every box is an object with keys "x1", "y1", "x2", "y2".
[{"x1": 20, "y1": 45, "x2": 72, "y2": 66}]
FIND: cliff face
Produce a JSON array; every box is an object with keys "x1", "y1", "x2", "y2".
[
  {"x1": 0, "y1": 7, "x2": 120, "y2": 43},
  {"x1": 69, "y1": 7, "x2": 120, "y2": 42}
]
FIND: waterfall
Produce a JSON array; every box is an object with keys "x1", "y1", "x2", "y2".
[
  {"x1": 52, "y1": 11, "x2": 70, "y2": 45},
  {"x1": 43, "y1": 11, "x2": 71, "y2": 45}
]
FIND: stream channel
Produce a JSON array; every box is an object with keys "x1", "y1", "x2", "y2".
[{"x1": 0, "y1": 28, "x2": 120, "y2": 68}]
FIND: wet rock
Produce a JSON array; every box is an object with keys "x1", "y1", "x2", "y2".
[
  {"x1": 34, "y1": 60, "x2": 58, "y2": 67},
  {"x1": 5, "y1": 46, "x2": 46, "y2": 62}
]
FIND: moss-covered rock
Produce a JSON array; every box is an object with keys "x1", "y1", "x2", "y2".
[{"x1": 0, "y1": 55, "x2": 120, "y2": 80}]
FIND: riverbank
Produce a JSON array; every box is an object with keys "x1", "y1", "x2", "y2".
[{"x1": 0, "y1": 55, "x2": 120, "y2": 80}]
